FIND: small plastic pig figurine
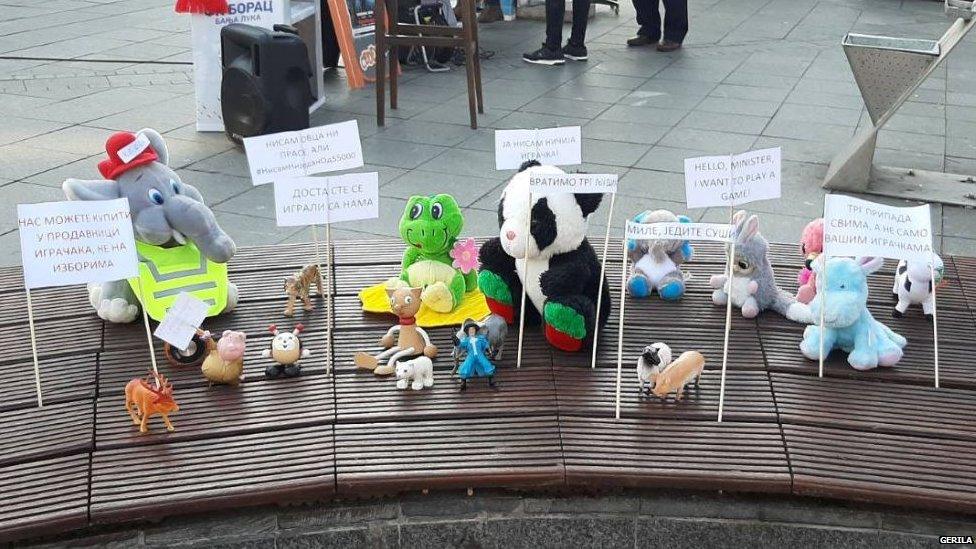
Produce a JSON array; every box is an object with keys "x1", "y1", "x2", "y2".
[
  {"x1": 201, "y1": 329, "x2": 246, "y2": 386},
  {"x1": 125, "y1": 370, "x2": 179, "y2": 433},
  {"x1": 893, "y1": 255, "x2": 944, "y2": 320},
  {"x1": 651, "y1": 351, "x2": 705, "y2": 401}
]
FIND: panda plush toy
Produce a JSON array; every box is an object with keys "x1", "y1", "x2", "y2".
[{"x1": 478, "y1": 161, "x2": 611, "y2": 353}]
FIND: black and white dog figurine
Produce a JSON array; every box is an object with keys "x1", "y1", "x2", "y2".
[
  {"x1": 637, "y1": 342, "x2": 672, "y2": 394},
  {"x1": 477, "y1": 161, "x2": 611, "y2": 353}
]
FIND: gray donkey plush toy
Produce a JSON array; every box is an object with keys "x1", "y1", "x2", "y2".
[
  {"x1": 63, "y1": 129, "x2": 237, "y2": 323},
  {"x1": 709, "y1": 210, "x2": 810, "y2": 323}
]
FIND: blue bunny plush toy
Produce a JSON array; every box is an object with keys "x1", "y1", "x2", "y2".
[
  {"x1": 626, "y1": 209, "x2": 693, "y2": 301},
  {"x1": 800, "y1": 256, "x2": 907, "y2": 371}
]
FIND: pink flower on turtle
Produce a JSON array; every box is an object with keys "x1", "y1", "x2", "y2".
[{"x1": 450, "y1": 238, "x2": 480, "y2": 274}]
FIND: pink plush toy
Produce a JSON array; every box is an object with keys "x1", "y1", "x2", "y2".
[{"x1": 796, "y1": 218, "x2": 824, "y2": 304}]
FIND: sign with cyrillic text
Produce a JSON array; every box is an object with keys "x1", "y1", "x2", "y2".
[
  {"x1": 494, "y1": 126, "x2": 582, "y2": 170},
  {"x1": 625, "y1": 220, "x2": 734, "y2": 242},
  {"x1": 528, "y1": 173, "x2": 617, "y2": 195},
  {"x1": 684, "y1": 147, "x2": 781, "y2": 209},
  {"x1": 823, "y1": 195, "x2": 933, "y2": 261},
  {"x1": 17, "y1": 199, "x2": 138, "y2": 289},
  {"x1": 153, "y1": 292, "x2": 209, "y2": 351},
  {"x1": 118, "y1": 133, "x2": 151, "y2": 163},
  {"x1": 245, "y1": 120, "x2": 364, "y2": 185},
  {"x1": 274, "y1": 172, "x2": 379, "y2": 227}
]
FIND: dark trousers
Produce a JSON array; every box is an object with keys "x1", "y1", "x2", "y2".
[
  {"x1": 633, "y1": 0, "x2": 687, "y2": 43},
  {"x1": 546, "y1": 0, "x2": 590, "y2": 49}
]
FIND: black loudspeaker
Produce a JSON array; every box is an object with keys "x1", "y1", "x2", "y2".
[{"x1": 220, "y1": 24, "x2": 315, "y2": 144}]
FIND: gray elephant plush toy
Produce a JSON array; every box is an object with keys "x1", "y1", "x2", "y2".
[{"x1": 62, "y1": 128, "x2": 238, "y2": 323}]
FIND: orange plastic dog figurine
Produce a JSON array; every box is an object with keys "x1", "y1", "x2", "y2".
[
  {"x1": 651, "y1": 350, "x2": 705, "y2": 401},
  {"x1": 125, "y1": 370, "x2": 180, "y2": 433}
]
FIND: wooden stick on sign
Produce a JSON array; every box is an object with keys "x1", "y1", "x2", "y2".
[
  {"x1": 515, "y1": 191, "x2": 531, "y2": 370},
  {"x1": 614, "y1": 236, "x2": 629, "y2": 420},
  {"x1": 311, "y1": 224, "x2": 331, "y2": 375},
  {"x1": 326, "y1": 223, "x2": 335, "y2": 376},
  {"x1": 25, "y1": 289, "x2": 43, "y2": 407},
  {"x1": 930, "y1": 252, "x2": 940, "y2": 388},
  {"x1": 716, "y1": 207, "x2": 736, "y2": 423},
  {"x1": 135, "y1": 276, "x2": 160, "y2": 388},
  {"x1": 591, "y1": 191, "x2": 616, "y2": 369},
  {"x1": 515, "y1": 129, "x2": 542, "y2": 370}
]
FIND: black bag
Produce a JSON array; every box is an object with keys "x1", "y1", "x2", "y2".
[{"x1": 397, "y1": 1, "x2": 456, "y2": 65}]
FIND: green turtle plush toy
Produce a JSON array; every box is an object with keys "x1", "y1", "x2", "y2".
[{"x1": 395, "y1": 195, "x2": 478, "y2": 313}]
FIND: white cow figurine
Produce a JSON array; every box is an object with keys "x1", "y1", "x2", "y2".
[
  {"x1": 396, "y1": 356, "x2": 435, "y2": 390},
  {"x1": 892, "y1": 255, "x2": 944, "y2": 320}
]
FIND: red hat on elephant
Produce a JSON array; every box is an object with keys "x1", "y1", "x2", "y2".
[{"x1": 98, "y1": 132, "x2": 158, "y2": 180}]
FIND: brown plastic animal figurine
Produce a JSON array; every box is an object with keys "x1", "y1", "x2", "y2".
[
  {"x1": 200, "y1": 329, "x2": 246, "y2": 386},
  {"x1": 283, "y1": 264, "x2": 323, "y2": 316},
  {"x1": 124, "y1": 370, "x2": 180, "y2": 433},
  {"x1": 354, "y1": 286, "x2": 438, "y2": 376},
  {"x1": 651, "y1": 350, "x2": 705, "y2": 401}
]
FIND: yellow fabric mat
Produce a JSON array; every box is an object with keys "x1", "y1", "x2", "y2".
[{"x1": 358, "y1": 283, "x2": 491, "y2": 328}]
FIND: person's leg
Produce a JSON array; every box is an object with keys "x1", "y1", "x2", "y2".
[
  {"x1": 628, "y1": 0, "x2": 660, "y2": 46},
  {"x1": 545, "y1": 0, "x2": 565, "y2": 49},
  {"x1": 567, "y1": 0, "x2": 591, "y2": 46},
  {"x1": 662, "y1": 0, "x2": 688, "y2": 44},
  {"x1": 523, "y1": 0, "x2": 567, "y2": 64}
]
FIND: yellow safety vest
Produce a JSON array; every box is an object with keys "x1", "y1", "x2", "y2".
[{"x1": 127, "y1": 241, "x2": 229, "y2": 322}]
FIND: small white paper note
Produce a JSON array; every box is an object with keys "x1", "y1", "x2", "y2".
[
  {"x1": 823, "y1": 195, "x2": 933, "y2": 261},
  {"x1": 18, "y1": 199, "x2": 138, "y2": 289},
  {"x1": 527, "y1": 173, "x2": 618, "y2": 195},
  {"x1": 153, "y1": 292, "x2": 210, "y2": 351},
  {"x1": 117, "y1": 133, "x2": 151, "y2": 164},
  {"x1": 494, "y1": 127, "x2": 582, "y2": 170},
  {"x1": 274, "y1": 173, "x2": 380, "y2": 227},
  {"x1": 625, "y1": 220, "x2": 734, "y2": 243},
  {"x1": 245, "y1": 120, "x2": 365, "y2": 185},
  {"x1": 684, "y1": 147, "x2": 781, "y2": 209}
]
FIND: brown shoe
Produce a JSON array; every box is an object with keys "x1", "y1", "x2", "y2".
[
  {"x1": 627, "y1": 35, "x2": 655, "y2": 47},
  {"x1": 656, "y1": 40, "x2": 682, "y2": 52},
  {"x1": 478, "y1": 5, "x2": 503, "y2": 23}
]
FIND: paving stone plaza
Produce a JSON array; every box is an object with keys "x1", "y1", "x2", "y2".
[{"x1": 1, "y1": 0, "x2": 975, "y2": 267}]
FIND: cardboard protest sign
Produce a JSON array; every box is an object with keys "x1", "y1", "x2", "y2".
[
  {"x1": 528, "y1": 173, "x2": 618, "y2": 195},
  {"x1": 495, "y1": 127, "x2": 582, "y2": 170},
  {"x1": 823, "y1": 195, "x2": 933, "y2": 261},
  {"x1": 153, "y1": 292, "x2": 210, "y2": 351},
  {"x1": 274, "y1": 173, "x2": 380, "y2": 226},
  {"x1": 821, "y1": 195, "x2": 939, "y2": 385},
  {"x1": 625, "y1": 221, "x2": 734, "y2": 242},
  {"x1": 684, "y1": 147, "x2": 781, "y2": 209},
  {"x1": 245, "y1": 120, "x2": 365, "y2": 185},
  {"x1": 17, "y1": 199, "x2": 138, "y2": 289}
]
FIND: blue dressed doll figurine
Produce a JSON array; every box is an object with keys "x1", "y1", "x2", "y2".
[{"x1": 457, "y1": 320, "x2": 497, "y2": 391}]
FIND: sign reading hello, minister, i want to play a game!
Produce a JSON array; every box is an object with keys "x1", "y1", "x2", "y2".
[
  {"x1": 17, "y1": 198, "x2": 138, "y2": 289},
  {"x1": 684, "y1": 147, "x2": 781, "y2": 209},
  {"x1": 494, "y1": 127, "x2": 582, "y2": 170},
  {"x1": 244, "y1": 120, "x2": 365, "y2": 186},
  {"x1": 823, "y1": 195, "x2": 933, "y2": 261},
  {"x1": 273, "y1": 173, "x2": 380, "y2": 227}
]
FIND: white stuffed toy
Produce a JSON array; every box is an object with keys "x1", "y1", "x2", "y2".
[
  {"x1": 395, "y1": 356, "x2": 435, "y2": 390},
  {"x1": 893, "y1": 255, "x2": 944, "y2": 320}
]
